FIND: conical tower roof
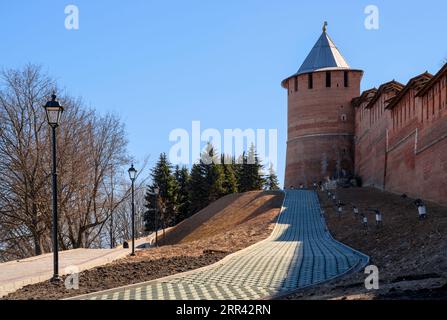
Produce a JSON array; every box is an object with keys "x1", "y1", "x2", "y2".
[
  {"x1": 296, "y1": 23, "x2": 350, "y2": 75},
  {"x1": 282, "y1": 22, "x2": 359, "y2": 87}
]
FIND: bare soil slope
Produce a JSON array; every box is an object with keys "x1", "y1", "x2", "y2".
[
  {"x1": 160, "y1": 191, "x2": 283, "y2": 245},
  {"x1": 285, "y1": 187, "x2": 447, "y2": 300},
  {"x1": 4, "y1": 191, "x2": 284, "y2": 300}
]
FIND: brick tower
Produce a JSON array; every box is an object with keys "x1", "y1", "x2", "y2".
[{"x1": 282, "y1": 23, "x2": 363, "y2": 188}]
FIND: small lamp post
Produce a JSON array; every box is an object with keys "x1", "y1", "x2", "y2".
[
  {"x1": 153, "y1": 187, "x2": 160, "y2": 246},
  {"x1": 128, "y1": 164, "x2": 137, "y2": 256},
  {"x1": 415, "y1": 199, "x2": 427, "y2": 220},
  {"x1": 43, "y1": 92, "x2": 64, "y2": 283}
]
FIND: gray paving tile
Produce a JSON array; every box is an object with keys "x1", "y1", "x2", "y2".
[{"x1": 72, "y1": 190, "x2": 368, "y2": 300}]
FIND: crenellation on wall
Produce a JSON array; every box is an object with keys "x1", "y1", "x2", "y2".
[
  {"x1": 353, "y1": 81, "x2": 404, "y2": 189},
  {"x1": 355, "y1": 64, "x2": 447, "y2": 205}
]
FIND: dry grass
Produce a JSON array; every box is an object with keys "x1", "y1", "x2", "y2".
[
  {"x1": 285, "y1": 187, "x2": 447, "y2": 300},
  {"x1": 160, "y1": 191, "x2": 283, "y2": 245}
]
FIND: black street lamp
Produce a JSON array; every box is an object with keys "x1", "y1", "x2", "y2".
[
  {"x1": 43, "y1": 93, "x2": 64, "y2": 283},
  {"x1": 128, "y1": 164, "x2": 137, "y2": 256}
]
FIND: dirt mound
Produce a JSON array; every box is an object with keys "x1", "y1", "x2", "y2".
[{"x1": 160, "y1": 190, "x2": 284, "y2": 245}]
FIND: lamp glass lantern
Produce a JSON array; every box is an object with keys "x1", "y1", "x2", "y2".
[
  {"x1": 44, "y1": 94, "x2": 64, "y2": 127},
  {"x1": 128, "y1": 164, "x2": 137, "y2": 181}
]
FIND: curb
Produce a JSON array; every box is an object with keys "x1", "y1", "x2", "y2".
[
  {"x1": 66, "y1": 192, "x2": 288, "y2": 300},
  {"x1": 265, "y1": 191, "x2": 370, "y2": 300},
  {"x1": 0, "y1": 236, "x2": 157, "y2": 298},
  {"x1": 69, "y1": 191, "x2": 370, "y2": 301}
]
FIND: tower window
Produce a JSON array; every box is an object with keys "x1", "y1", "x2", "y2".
[
  {"x1": 294, "y1": 76, "x2": 298, "y2": 92},
  {"x1": 326, "y1": 71, "x2": 331, "y2": 88},
  {"x1": 344, "y1": 71, "x2": 349, "y2": 87},
  {"x1": 308, "y1": 73, "x2": 313, "y2": 89},
  {"x1": 341, "y1": 114, "x2": 347, "y2": 122}
]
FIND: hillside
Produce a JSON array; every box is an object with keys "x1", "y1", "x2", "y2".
[
  {"x1": 285, "y1": 187, "x2": 447, "y2": 300},
  {"x1": 4, "y1": 190, "x2": 284, "y2": 299},
  {"x1": 159, "y1": 191, "x2": 283, "y2": 245}
]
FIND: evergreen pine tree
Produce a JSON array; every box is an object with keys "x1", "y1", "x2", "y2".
[
  {"x1": 236, "y1": 152, "x2": 249, "y2": 192},
  {"x1": 146, "y1": 153, "x2": 177, "y2": 230},
  {"x1": 238, "y1": 145, "x2": 264, "y2": 192},
  {"x1": 221, "y1": 154, "x2": 238, "y2": 195},
  {"x1": 234, "y1": 154, "x2": 244, "y2": 191},
  {"x1": 174, "y1": 165, "x2": 191, "y2": 223},
  {"x1": 249, "y1": 144, "x2": 265, "y2": 190},
  {"x1": 143, "y1": 192, "x2": 157, "y2": 232},
  {"x1": 188, "y1": 143, "x2": 227, "y2": 215},
  {"x1": 202, "y1": 143, "x2": 225, "y2": 203},
  {"x1": 264, "y1": 163, "x2": 280, "y2": 190},
  {"x1": 188, "y1": 161, "x2": 208, "y2": 215}
]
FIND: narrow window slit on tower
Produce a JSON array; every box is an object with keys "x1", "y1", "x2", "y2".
[
  {"x1": 326, "y1": 71, "x2": 331, "y2": 87},
  {"x1": 294, "y1": 76, "x2": 298, "y2": 92},
  {"x1": 308, "y1": 73, "x2": 313, "y2": 89},
  {"x1": 344, "y1": 71, "x2": 349, "y2": 87}
]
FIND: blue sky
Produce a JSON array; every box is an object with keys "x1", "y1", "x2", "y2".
[{"x1": 1, "y1": 0, "x2": 446, "y2": 185}]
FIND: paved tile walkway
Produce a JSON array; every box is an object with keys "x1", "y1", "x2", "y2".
[{"x1": 71, "y1": 190, "x2": 369, "y2": 300}]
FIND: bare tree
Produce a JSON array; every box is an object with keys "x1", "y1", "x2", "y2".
[
  {"x1": 56, "y1": 111, "x2": 130, "y2": 249},
  {"x1": 0, "y1": 65, "x2": 54, "y2": 258},
  {"x1": 0, "y1": 65, "x2": 137, "y2": 261},
  {"x1": 112, "y1": 183, "x2": 148, "y2": 246}
]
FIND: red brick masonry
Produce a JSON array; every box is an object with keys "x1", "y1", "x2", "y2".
[
  {"x1": 353, "y1": 64, "x2": 447, "y2": 206},
  {"x1": 283, "y1": 70, "x2": 363, "y2": 187},
  {"x1": 282, "y1": 28, "x2": 446, "y2": 206}
]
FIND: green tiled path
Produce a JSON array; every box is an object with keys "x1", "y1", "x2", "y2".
[{"x1": 70, "y1": 190, "x2": 368, "y2": 300}]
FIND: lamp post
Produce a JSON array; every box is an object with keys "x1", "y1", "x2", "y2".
[
  {"x1": 128, "y1": 164, "x2": 137, "y2": 256},
  {"x1": 153, "y1": 187, "x2": 160, "y2": 246},
  {"x1": 43, "y1": 93, "x2": 64, "y2": 283}
]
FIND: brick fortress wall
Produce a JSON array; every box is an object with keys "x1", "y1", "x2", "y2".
[{"x1": 353, "y1": 64, "x2": 447, "y2": 206}]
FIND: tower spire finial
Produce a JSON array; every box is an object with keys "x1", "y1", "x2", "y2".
[{"x1": 323, "y1": 21, "x2": 328, "y2": 33}]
